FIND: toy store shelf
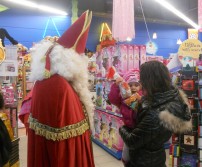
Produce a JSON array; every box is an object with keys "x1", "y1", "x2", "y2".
[
  {"x1": 96, "y1": 107, "x2": 122, "y2": 117},
  {"x1": 92, "y1": 137, "x2": 122, "y2": 160}
]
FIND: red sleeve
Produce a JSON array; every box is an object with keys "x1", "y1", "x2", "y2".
[{"x1": 108, "y1": 83, "x2": 122, "y2": 108}]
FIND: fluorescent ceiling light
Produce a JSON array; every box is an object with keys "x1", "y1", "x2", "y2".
[
  {"x1": 154, "y1": 0, "x2": 200, "y2": 29},
  {"x1": 6, "y1": 0, "x2": 68, "y2": 15}
]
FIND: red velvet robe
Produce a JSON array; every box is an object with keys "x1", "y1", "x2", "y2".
[{"x1": 28, "y1": 74, "x2": 95, "y2": 167}]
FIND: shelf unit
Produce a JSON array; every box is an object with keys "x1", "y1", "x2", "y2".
[{"x1": 169, "y1": 69, "x2": 200, "y2": 167}]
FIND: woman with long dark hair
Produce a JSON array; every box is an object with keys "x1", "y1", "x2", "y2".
[{"x1": 119, "y1": 61, "x2": 192, "y2": 167}]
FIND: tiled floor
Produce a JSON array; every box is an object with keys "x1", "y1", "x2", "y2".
[{"x1": 18, "y1": 128, "x2": 169, "y2": 167}]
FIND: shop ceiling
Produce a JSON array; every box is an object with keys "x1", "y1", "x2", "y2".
[{"x1": 0, "y1": 0, "x2": 198, "y2": 27}]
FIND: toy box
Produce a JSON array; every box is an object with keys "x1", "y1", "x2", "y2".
[
  {"x1": 112, "y1": 45, "x2": 121, "y2": 74},
  {"x1": 100, "y1": 49, "x2": 107, "y2": 78},
  {"x1": 102, "y1": 47, "x2": 113, "y2": 78},
  {"x1": 180, "y1": 152, "x2": 197, "y2": 167},
  {"x1": 1, "y1": 84, "x2": 15, "y2": 105},
  {"x1": 119, "y1": 44, "x2": 128, "y2": 75},
  {"x1": 199, "y1": 126, "x2": 202, "y2": 137},
  {"x1": 172, "y1": 134, "x2": 179, "y2": 144},
  {"x1": 182, "y1": 80, "x2": 195, "y2": 91},
  {"x1": 99, "y1": 112, "x2": 109, "y2": 144},
  {"x1": 95, "y1": 52, "x2": 103, "y2": 77},
  {"x1": 133, "y1": 45, "x2": 140, "y2": 69},
  {"x1": 139, "y1": 45, "x2": 146, "y2": 65},
  {"x1": 181, "y1": 133, "x2": 197, "y2": 153},
  {"x1": 127, "y1": 45, "x2": 134, "y2": 70},
  {"x1": 108, "y1": 114, "x2": 124, "y2": 150},
  {"x1": 199, "y1": 150, "x2": 202, "y2": 162},
  {"x1": 146, "y1": 55, "x2": 163, "y2": 62},
  {"x1": 173, "y1": 157, "x2": 179, "y2": 167},
  {"x1": 94, "y1": 110, "x2": 102, "y2": 139},
  {"x1": 96, "y1": 80, "x2": 103, "y2": 108},
  {"x1": 104, "y1": 81, "x2": 113, "y2": 111}
]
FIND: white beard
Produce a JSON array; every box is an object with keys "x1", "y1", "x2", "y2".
[{"x1": 30, "y1": 40, "x2": 94, "y2": 130}]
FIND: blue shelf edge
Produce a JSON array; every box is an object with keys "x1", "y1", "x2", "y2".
[{"x1": 92, "y1": 137, "x2": 122, "y2": 160}]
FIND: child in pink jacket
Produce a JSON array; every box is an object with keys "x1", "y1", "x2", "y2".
[{"x1": 108, "y1": 69, "x2": 141, "y2": 166}]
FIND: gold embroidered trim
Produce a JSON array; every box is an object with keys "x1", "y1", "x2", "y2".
[
  {"x1": 44, "y1": 69, "x2": 51, "y2": 79},
  {"x1": 28, "y1": 114, "x2": 90, "y2": 141}
]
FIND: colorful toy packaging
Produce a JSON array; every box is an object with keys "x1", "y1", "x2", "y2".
[
  {"x1": 128, "y1": 45, "x2": 134, "y2": 70},
  {"x1": 119, "y1": 44, "x2": 128, "y2": 74},
  {"x1": 180, "y1": 153, "x2": 197, "y2": 167},
  {"x1": 107, "y1": 66, "x2": 131, "y2": 99},
  {"x1": 96, "y1": 80, "x2": 103, "y2": 108},
  {"x1": 95, "y1": 52, "x2": 102, "y2": 77},
  {"x1": 139, "y1": 45, "x2": 146, "y2": 65},
  {"x1": 109, "y1": 115, "x2": 124, "y2": 150},
  {"x1": 133, "y1": 45, "x2": 140, "y2": 69},
  {"x1": 94, "y1": 110, "x2": 102, "y2": 139},
  {"x1": 99, "y1": 112, "x2": 109, "y2": 143},
  {"x1": 1, "y1": 84, "x2": 15, "y2": 105}
]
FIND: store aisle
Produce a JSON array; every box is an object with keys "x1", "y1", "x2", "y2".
[{"x1": 19, "y1": 128, "x2": 169, "y2": 167}]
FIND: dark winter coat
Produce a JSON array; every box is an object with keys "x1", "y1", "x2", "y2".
[
  {"x1": 119, "y1": 88, "x2": 192, "y2": 167},
  {"x1": 0, "y1": 118, "x2": 12, "y2": 167}
]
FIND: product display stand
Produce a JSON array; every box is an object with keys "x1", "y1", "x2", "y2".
[
  {"x1": 5, "y1": 103, "x2": 20, "y2": 167},
  {"x1": 93, "y1": 77, "x2": 124, "y2": 160},
  {"x1": 169, "y1": 69, "x2": 199, "y2": 167}
]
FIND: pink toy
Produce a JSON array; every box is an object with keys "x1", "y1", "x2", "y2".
[
  {"x1": 133, "y1": 45, "x2": 140, "y2": 69},
  {"x1": 100, "y1": 112, "x2": 109, "y2": 143},
  {"x1": 119, "y1": 44, "x2": 128, "y2": 74},
  {"x1": 139, "y1": 45, "x2": 146, "y2": 65},
  {"x1": 94, "y1": 110, "x2": 102, "y2": 139},
  {"x1": 128, "y1": 45, "x2": 134, "y2": 70},
  {"x1": 95, "y1": 52, "x2": 102, "y2": 77},
  {"x1": 107, "y1": 66, "x2": 131, "y2": 99},
  {"x1": 105, "y1": 81, "x2": 113, "y2": 111},
  {"x1": 112, "y1": 45, "x2": 121, "y2": 74},
  {"x1": 109, "y1": 114, "x2": 124, "y2": 150},
  {"x1": 146, "y1": 55, "x2": 163, "y2": 62},
  {"x1": 96, "y1": 80, "x2": 103, "y2": 108},
  {"x1": 1, "y1": 84, "x2": 15, "y2": 105}
]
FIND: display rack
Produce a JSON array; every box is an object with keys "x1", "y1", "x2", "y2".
[
  {"x1": 5, "y1": 103, "x2": 20, "y2": 167},
  {"x1": 169, "y1": 69, "x2": 199, "y2": 167}
]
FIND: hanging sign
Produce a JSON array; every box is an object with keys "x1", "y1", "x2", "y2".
[
  {"x1": 146, "y1": 41, "x2": 158, "y2": 55},
  {"x1": 178, "y1": 39, "x2": 202, "y2": 59},
  {"x1": 188, "y1": 29, "x2": 198, "y2": 39}
]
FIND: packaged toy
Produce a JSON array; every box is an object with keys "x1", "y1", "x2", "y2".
[
  {"x1": 127, "y1": 45, "x2": 134, "y2": 70},
  {"x1": 99, "y1": 112, "x2": 109, "y2": 143},
  {"x1": 107, "y1": 66, "x2": 131, "y2": 99},
  {"x1": 96, "y1": 80, "x2": 103, "y2": 108},
  {"x1": 139, "y1": 45, "x2": 146, "y2": 65},
  {"x1": 109, "y1": 115, "x2": 124, "y2": 150},
  {"x1": 133, "y1": 45, "x2": 140, "y2": 69},
  {"x1": 119, "y1": 44, "x2": 128, "y2": 74},
  {"x1": 94, "y1": 110, "x2": 102, "y2": 139}
]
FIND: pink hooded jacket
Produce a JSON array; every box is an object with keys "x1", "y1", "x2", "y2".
[{"x1": 108, "y1": 83, "x2": 137, "y2": 128}]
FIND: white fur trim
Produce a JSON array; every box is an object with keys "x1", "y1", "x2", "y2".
[
  {"x1": 179, "y1": 89, "x2": 189, "y2": 106},
  {"x1": 159, "y1": 89, "x2": 192, "y2": 133},
  {"x1": 159, "y1": 110, "x2": 192, "y2": 133},
  {"x1": 30, "y1": 40, "x2": 94, "y2": 130}
]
